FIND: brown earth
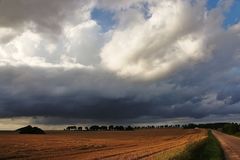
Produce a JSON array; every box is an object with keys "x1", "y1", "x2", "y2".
[
  {"x1": 0, "y1": 128, "x2": 206, "y2": 160},
  {"x1": 213, "y1": 130, "x2": 240, "y2": 160}
]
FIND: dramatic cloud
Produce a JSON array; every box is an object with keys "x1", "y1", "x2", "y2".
[
  {"x1": 101, "y1": 1, "x2": 214, "y2": 80},
  {"x1": 0, "y1": 0, "x2": 240, "y2": 127}
]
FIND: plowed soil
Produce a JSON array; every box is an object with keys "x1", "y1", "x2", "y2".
[{"x1": 0, "y1": 128, "x2": 206, "y2": 160}]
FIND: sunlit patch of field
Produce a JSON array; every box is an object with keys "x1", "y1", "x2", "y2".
[{"x1": 0, "y1": 128, "x2": 207, "y2": 160}]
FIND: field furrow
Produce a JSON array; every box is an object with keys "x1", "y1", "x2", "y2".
[{"x1": 0, "y1": 129, "x2": 207, "y2": 160}]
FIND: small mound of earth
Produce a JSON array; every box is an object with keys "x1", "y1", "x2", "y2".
[{"x1": 16, "y1": 125, "x2": 45, "y2": 134}]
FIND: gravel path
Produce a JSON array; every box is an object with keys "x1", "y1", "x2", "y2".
[{"x1": 213, "y1": 131, "x2": 240, "y2": 160}]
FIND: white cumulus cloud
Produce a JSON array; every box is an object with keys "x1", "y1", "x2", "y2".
[{"x1": 100, "y1": 0, "x2": 221, "y2": 80}]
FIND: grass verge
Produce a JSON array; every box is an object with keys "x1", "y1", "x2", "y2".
[
  {"x1": 170, "y1": 130, "x2": 225, "y2": 160},
  {"x1": 234, "y1": 132, "x2": 240, "y2": 137}
]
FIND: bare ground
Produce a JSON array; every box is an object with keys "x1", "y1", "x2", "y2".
[
  {"x1": 213, "y1": 130, "x2": 240, "y2": 160},
  {"x1": 0, "y1": 129, "x2": 206, "y2": 160}
]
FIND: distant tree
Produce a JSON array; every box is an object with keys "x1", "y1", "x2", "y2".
[
  {"x1": 100, "y1": 126, "x2": 108, "y2": 131},
  {"x1": 16, "y1": 125, "x2": 45, "y2": 134},
  {"x1": 174, "y1": 124, "x2": 180, "y2": 128},
  {"x1": 66, "y1": 126, "x2": 77, "y2": 131},
  {"x1": 134, "y1": 126, "x2": 141, "y2": 130},
  {"x1": 182, "y1": 123, "x2": 197, "y2": 129},
  {"x1": 147, "y1": 125, "x2": 151, "y2": 129},
  {"x1": 78, "y1": 127, "x2": 82, "y2": 131},
  {"x1": 125, "y1": 126, "x2": 134, "y2": 131},
  {"x1": 109, "y1": 125, "x2": 114, "y2": 130},
  {"x1": 90, "y1": 125, "x2": 100, "y2": 131},
  {"x1": 114, "y1": 126, "x2": 124, "y2": 131},
  {"x1": 85, "y1": 127, "x2": 89, "y2": 131},
  {"x1": 222, "y1": 123, "x2": 239, "y2": 134}
]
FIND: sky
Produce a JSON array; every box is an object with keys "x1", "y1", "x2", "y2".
[{"x1": 0, "y1": 0, "x2": 240, "y2": 130}]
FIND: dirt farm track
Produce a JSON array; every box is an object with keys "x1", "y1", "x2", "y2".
[{"x1": 0, "y1": 128, "x2": 206, "y2": 160}]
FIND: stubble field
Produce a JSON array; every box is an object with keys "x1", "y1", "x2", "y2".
[{"x1": 0, "y1": 128, "x2": 207, "y2": 160}]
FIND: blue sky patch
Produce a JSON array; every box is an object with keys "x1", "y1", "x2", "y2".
[
  {"x1": 142, "y1": 2, "x2": 152, "y2": 20},
  {"x1": 206, "y1": 0, "x2": 240, "y2": 28},
  {"x1": 91, "y1": 1, "x2": 239, "y2": 32},
  {"x1": 207, "y1": 0, "x2": 219, "y2": 10},
  {"x1": 223, "y1": 0, "x2": 240, "y2": 27},
  {"x1": 91, "y1": 8, "x2": 116, "y2": 32}
]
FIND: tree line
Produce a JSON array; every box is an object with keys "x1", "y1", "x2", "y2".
[
  {"x1": 64, "y1": 123, "x2": 240, "y2": 134},
  {"x1": 65, "y1": 125, "x2": 135, "y2": 131},
  {"x1": 182, "y1": 122, "x2": 240, "y2": 135},
  {"x1": 64, "y1": 124, "x2": 182, "y2": 131}
]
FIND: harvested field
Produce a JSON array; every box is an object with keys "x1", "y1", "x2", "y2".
[{"x1": 0, "y1": 128, "x2": 207, "y2": 160}]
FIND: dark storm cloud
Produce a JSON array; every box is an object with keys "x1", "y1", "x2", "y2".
[
  {"x1": 1, "y1": 49, "x2": 240, "y2": 125},
  {"x1": 0, "y1": 66, "x2": 154, "y2": 121}
]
